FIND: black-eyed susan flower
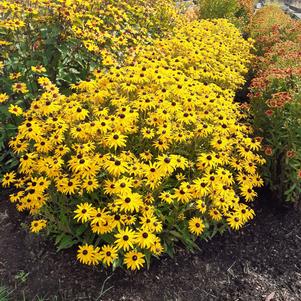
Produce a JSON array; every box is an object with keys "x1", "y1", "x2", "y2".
[
  {"x1": 105, "y1": 131, "x2": 127, "y2": 150},
  {"x1": 188, "y1": 217, "x2": 205, "y2": 236},
  {"x1": 196, "y1": 200, "x2": 207, "y2": 214},
  {"x1": 209, "y1": 208, "x2": 223, "y2": 222},
  {"x1": 2, "y1": 171, "x2": 16, "y2": 187},
  {"x1": 98, "y1": 245, "x2": 118, "y2": 266},
  {"x1": 8, "y1": 104, "x2": 23, "y2": 116},
  {"x1": 226, "y1": 214, "x2": 244, "y2": 231},
  {"x1": 30, "y1": 219, "x2": 47, "y2": 233},
  {"x1": 124, "y1": 250, "x2": 145, "y2": 270},
  {"x1": 74, "y1": 203, "x2": 94, "y2": 223},
  {"x1": 114, "y1": 227, "x2": 135, "y2": 251},
  {"x1": 31, "y1": 65, "x2": 46, "y2": 73},
  {"x1": 115, "y1": 193, "x2": 143, "y2": 213},
  {"x1": 174, "y1": 186, "x2": 193, "y2": 203},
  {"x1": 77, "y1": 244, "x2": 100, "y2": 265},
  {"x1": 159, "y1": 191, "x2": 174, "y2": 204},
  {"x1": 82, "y1": 177, "x2": 99, "y2": 193},
  {"x1": 0, "y1": 93, "x2": 8, "y2": 103},
  {"x1": 240, "y1": 186, "x2": 257, "y2": 202},
  {"x1": 150, "y1": 237, "x2": 164, "y2": 256},
  {"x1": 104, "y1": 157, "x2": 128, "y2": 176},
  {"x1": 12, "y1": 82, "x2": 29, "y2": 94},
  {"x1": 134, "y1": 230, "x2": 156, "y2": 249}
]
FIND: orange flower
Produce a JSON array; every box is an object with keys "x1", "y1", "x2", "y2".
[
  {"x1": 264, "y1": 146, "x2": 273, "y2": 156},
  {"x1": 286, "y1": 150, "x2": 295, "y2": 158},
  {"x1": 265, "y1": 109, "x2": 273, "y2": 117}
]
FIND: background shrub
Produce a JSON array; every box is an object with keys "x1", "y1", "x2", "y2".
[
  {"x1": 251, "y1": 5, "x2": 301, "y2": 53},
  {"x1": 248, "y1": 6, "x2": 301, "y2": 204},
  {"x1": 3, "y1": 19, "x2": 264, "y2": 270},
  {"x1": 195, "y1": 0, "x2": 254, "y2": 31}
]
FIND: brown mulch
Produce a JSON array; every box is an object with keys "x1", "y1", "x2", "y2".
[{"x1": 0, "y1": 192, "x2": 301, "y2": 301}]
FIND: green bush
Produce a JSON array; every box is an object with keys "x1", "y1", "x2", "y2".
[
  {"x1": 196, "y1": 0, "x2": 239, "y2": 19},
  {"x1": 195, "y1": 0, "x2": 253, "y2": 31}
]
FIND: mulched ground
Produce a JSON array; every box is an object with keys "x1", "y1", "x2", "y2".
[{"x1": 0, "y1": 191, "x2": 301, "y2": 301}]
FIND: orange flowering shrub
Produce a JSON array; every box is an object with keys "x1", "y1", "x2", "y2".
[
  {"x1": 251, "y1": 6, "x2": 301, "y2": 53},
  {"x1": 248, "y1": 7, "x2": 301, "y2": 203},
  {"x1": 2, "y1": 19, "x2": 265, "y2": 270}
]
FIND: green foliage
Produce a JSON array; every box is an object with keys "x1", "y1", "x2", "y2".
[
  {"x1": 196, "y1": 0, "x2": 239, "y2": 19},
  {"x1": 0, "y1": 286, "x2": 11, "y2": 301},
  {"x1": 195, "y1": 0, "x2": 254, "y2": 32}
]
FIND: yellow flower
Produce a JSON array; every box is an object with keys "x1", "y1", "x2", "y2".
[
  {"x1": 226, "y1": 214, "x2": 244, "y2": 231},
  {"x1": 77, "y1": 244, "x2": 100, "y2": 265},
  {"x1": 188, "y1": 217, "x2": 205, "y2": 236},
  {"x1": 0, "y1": 93, "x2": 8, "y2": 103},
  {"x1": 82, "y1": 178, "x2": 99, "y2": 193},
  {"x1": 124, "y1": 250, "x2": 145, "y2": 270},
  {"x1": 2, "y1": 171, "x2": 16, "y2": 187},
  {"x1": 209, "y1": 208, "x2": 223, "y2": 222},
  {"x1": 114, "y1": 227, "x2": 135, "y2": 251},
  {"x1": 104, "y1": 131, "x2": 127, "y2": 150},
  {"x1": 134, "y1": 230, "x2": 156, "y2": 249},
  {"x1": 9, "y1": 72, "x2": 22, "y2": 80},
  {"x1": 74, "y1": 203, "x2": 94, "y2": 223},
  {"x1": 30, "y1": 219, "x2": 47, "y2": 233},
  {"x1": 159, "y1": 191, "x2": 174, "y2": 204},
  {"x1": 12, "y1": 82, "x2": 29, "y2": 94},
  {"x1": 115, "y1": 193, "x2": 143, "y2": 213},
  {"x1": 98, "y1": 245, "x2": 118, "y2": 266},
  {"x1": 8, "y1": 104, "x2": 23, "y2": 116},
  {"x1": 31, "y1": 65, "x2": 47, "y2": 73},
  {"x1": 196, "y1": 200, "x2": 207, "y2": 214}
]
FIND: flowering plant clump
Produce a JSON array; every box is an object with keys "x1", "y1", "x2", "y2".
[
  {"x1": 251, "y1": 6, "x2": 301, "y2": 54},
  {"x1": 3, "y1": 19, "x2": 264, "y2": 270},
  {"x1": 0, "y1": 0, "x2": 182, "y2": 177},
  {"x1": 195, "y1": 0, "x2": 254, "y2": 32},
  {"x1": 248, "y1": 7, "x2": 301, "y2": 203}
]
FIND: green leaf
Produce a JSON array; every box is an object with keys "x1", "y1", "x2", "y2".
[
  {"x1": 54, "y1": 232, "x2": 65, "y2": 246},
  {"x1": 284, "y1": 184, "x2": 297, "y2": 195},
  {"x1": 144, "y1": 251, "x2": 151, "y2": 270},
  {"x1": 74, "y1": 224, "x2": 87, "y2": 237},
  {"x1": 112, "y1": 256, "x2": 122, "y2": 271},
  {"x1": 169, "y1": 230, "x2": 183, "y2": 240},
  {"x1": 57, "y1": 234, "x2": 77, "y2": 251},
  {"x1": 100, "y1": 233, "x2": 114, "y2": 244},
  {"x1": 164, "y1": 241, "x2": 175, "y2": 258},
  {"x1": 5, "y1": 124, "x2": 18, "y2": 131}
]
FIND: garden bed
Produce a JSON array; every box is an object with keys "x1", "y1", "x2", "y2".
[{"x1": 1, "y1": 193, "x2": 300, "y2": 301}]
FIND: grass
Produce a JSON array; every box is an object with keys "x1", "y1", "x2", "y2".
[{"x1": 0, "y1": 285, "x2": 12, "y2": 301}]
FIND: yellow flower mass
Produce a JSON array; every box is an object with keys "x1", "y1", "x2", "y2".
[{"x1": 4, "y1": 18, "x2": 264, "y2": 270}]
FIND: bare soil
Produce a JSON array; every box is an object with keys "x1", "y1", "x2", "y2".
[{"x1": 0, "y1": 191, "x2": 301, "y2": 301}]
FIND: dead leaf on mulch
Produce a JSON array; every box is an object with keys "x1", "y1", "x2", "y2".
[{"x1": 265, "y1": 291, "x2": 276, "y2": 301}]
